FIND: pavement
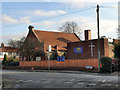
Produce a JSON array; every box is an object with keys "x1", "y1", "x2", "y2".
[{"x1": 3, "y1": 69, "x2": 119, "y2": 76}]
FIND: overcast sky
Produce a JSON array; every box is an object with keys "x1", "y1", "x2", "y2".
[{"x1": 1, "y1": 0, "x2": 119, "y2": 45}]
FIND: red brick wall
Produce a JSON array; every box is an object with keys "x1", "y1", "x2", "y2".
[
  {"x1": 20, "y1": 59, "x2": 100, "y2": 72},
  {"x1": 67, "y1": 38, "x2": 109, "y2": 59}
]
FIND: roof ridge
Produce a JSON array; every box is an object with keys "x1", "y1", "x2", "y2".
[{"x1": 33, "y1": 29, "x2": 75, "y2": 34}]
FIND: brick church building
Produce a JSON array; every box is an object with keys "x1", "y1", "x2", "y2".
[
  {"x1": 67, "y1": 30, "x2": 117, "y2": 59},
  {"x1": 21, "y1": 25, "x2": 119, "y2": 61},
  {"x1": 19, "y1": 25, "x2": 119, "y2": 72},
  {"x1": 20, "y1": 25, "x2": 80, "y2": 61}
]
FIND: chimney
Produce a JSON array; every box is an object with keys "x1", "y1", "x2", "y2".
[
  {"x1": 85, "y1": 30, "x2": 91, "y2": 41},
  {"x1": 1, "y1": 43, "x2": 4, "y2": 48},
  {"x1": 28, "y1": 25, "x2": 34, "y2": 32}
]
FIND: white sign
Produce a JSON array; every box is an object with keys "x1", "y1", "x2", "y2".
[
  {"x1": 89, "y1": 43, "x2": 95, "y2": 56},
  {"x1": 85, "y1": 66, "x2": 94, "y2": 69},
  {"x1": 48, "y1": 45, "x2": 51, "y2": 52}
]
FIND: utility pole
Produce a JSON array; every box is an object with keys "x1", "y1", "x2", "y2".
[
  {"x1": 96, "y1": 5, "x2": 101, "y2": 72},
  {"x1": 48, "y1": 45, "x2": 51, "y2": 71},
  {"x1": 48, "y1": 51, "x2": 50, "y2": 71}
]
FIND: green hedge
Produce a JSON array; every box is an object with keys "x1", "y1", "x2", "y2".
[{"x1": 100, "y1": 56, "x2": 112, "y2": 73}]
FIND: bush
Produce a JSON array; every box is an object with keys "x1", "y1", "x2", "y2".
[
  {"x1": 2, "y1": 56, "x2": 19, "y2": 66},
  {"x1": 100, "y1": 56, "x2": 112, "y2": 73},
  {"x1": 117, "y1": 59, "x2": 120, "y2": 71},
  {"x1": 112, "y1": 58, "x2": 120, "y2": 71},
  {"x1": 12, "y1": 59, "x2": 19, "y2": 63},
  {"x1": 113, "y1": 43, "x2": 120, "y2": 71},
  {"x1": 50, "y1": 51, "x2": 58, "y2": 60}
]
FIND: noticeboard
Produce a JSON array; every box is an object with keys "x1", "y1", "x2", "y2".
[{"x1": 74, "y1": 47, "x2": 83, "y2": 54}]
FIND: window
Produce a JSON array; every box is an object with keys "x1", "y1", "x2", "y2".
[
  {"x1": 36, "y1": 57, "x2": 41, "y2": 61},
  {"x1": 8, "y1": 52, "x2": 12, "y2": 55},
  {"x1": 0, "y1": 52, "x2": 3, "y2": 55}
]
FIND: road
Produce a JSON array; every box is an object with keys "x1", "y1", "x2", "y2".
[{"x1": 2, "y1": 70, "x2": 119, "y2": 89}]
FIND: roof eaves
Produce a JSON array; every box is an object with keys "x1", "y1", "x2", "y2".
[
  {"x1": 32, "y1": 30, "x2": 41, "y2": 42},
  {"x1": 74, "y1": 33, "x2": 81, "y2": 41}
]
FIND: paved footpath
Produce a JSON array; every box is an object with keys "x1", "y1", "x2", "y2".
[{"x1": 2, "y1": 70, "x2": 119, "y2": 89}]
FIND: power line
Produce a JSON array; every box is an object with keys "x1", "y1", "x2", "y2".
[
  {"x1": 2, "y1": 5, "x2": 117, "y2": 9},
  {"x1": 100, "y1": 5, "x2": 117, "y2": 8},
  {"x1": 100, "y1": 8, "x2": 113, "y2": 20},
  {"x1": 100, "y1": 8, "x2": 117, "y2": 20},
  {"x1": 4, "y1": 6, "x2": 96, "y2": 28},
  {"x1": 31, "y1": 6, "x2": 96, "y2": 22},
  {"x1": 100, "y1": 8, "x2": 118, "y2": 39}
]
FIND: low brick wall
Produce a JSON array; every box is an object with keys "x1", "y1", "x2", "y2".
[{"x1": 19, "y1": 59, "x2": 100, "y2": 72}]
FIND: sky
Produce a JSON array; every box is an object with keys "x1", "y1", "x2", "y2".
[{"x1": 0, "y1": 0, "x2": 119, "y2": 45}]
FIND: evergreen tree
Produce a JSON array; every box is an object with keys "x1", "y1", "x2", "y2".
[
  {"x1": 113, "y1": 44, "x2": 120, "y2": 59},
  {"x1": 2, "y1": 54, "x2": 8, "y2": 64}
]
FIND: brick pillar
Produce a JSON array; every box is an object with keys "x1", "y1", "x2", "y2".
[{"x1": 103, "y1": 38, "x2": 109, "y2": 57}]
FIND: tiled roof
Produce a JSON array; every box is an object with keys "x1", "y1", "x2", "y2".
[
  {"x1": 0, "y1": 46, "x2": 18, "y2": 52},
  {"x1": 32, "y1": 30, "x2": 80, "y2": 51}
]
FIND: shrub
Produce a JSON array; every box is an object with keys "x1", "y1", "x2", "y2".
[
  {"x1": 112, "y1": 58, "x2": 120, "y2": 71},
  {"x1": 118, "y1": 59, "x2": 120, "y2": 70},
  {"x1": 12, "y1": 59, "x2": 19, "y2": 63},
  {"x1": 50, "y1": 51, "x2": 58, "y2": 60},
  {"x1": 7, "y1": 57, "x2": 16, "y2": 60},
  {"x1": 113, "y1": 44, "x2": 120, "y2": 71},
  {"x1": 2, "y1": 55, "x2": 19, "y2": 66},
  {"x1": 100, "y1": 56, "x2": 112, "y2": 73}
]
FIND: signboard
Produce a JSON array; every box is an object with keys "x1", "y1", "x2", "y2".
[
  {"x1": 85, "y1": 66, "x2": 94, "y2": 69},
  {"x1": 74, "y1": 47, "x2": 83, "y2": 54},
  {"x1": 57, "y1": 56, "x2": 65, "y2": 62},
  {"x1": 48, "y1": 45, "x2": 51, "y2": 52}
]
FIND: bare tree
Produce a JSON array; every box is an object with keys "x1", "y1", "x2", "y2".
[
  {"x1": 20, "y1": 38, "x2": 44, "y2": 61},
  {"x1": 8, "y1": 36, "x2": 44, "y2": 61},
  {"x1": 58, "y1": 21, "x2": 82, "y2": 38},
  {"x1": 118, "y1": 25, "x2": 120, "y2": 39},
  {"x1": 8, "y1": 39, "x2": 17, "y2": 49},
  {"x1": 8, "y1": 36, "x2": 26, "y2": 49}
]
